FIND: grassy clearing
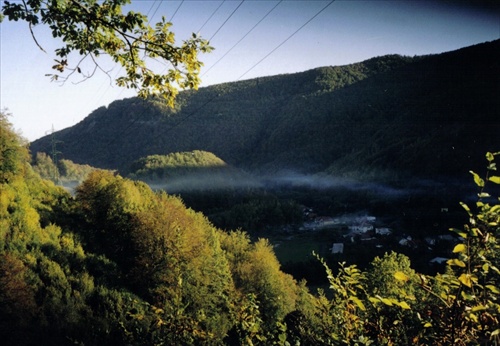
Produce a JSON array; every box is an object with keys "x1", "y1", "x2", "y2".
[{"x1": 269, "y1": 228, "x2": 342, "y2": 264}]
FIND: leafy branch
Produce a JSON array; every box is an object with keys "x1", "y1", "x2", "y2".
[{"x1": 2, "y1": 0, "x2": 213, "y2": 106}]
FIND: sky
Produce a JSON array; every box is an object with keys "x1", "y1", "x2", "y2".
[{"x1": 1, "y1": 0, "x2": 499, "y2": 141}]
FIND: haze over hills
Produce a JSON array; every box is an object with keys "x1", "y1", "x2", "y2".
[{"x1": 30, "y1": 40, "x2": 500, "y2": 181}]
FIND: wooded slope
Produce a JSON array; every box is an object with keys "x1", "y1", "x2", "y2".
[{"x1": 30, "y1": 40, "x2": 500, "y2": 180}]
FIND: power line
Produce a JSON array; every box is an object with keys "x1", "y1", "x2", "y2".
[
  {"x1": 238, "y1": 0, "x2": 335, "y2": 81},
  {"x1": 88, "y1": 1, "x2": 237, "y2": 159},
  {"x1": 169, "y1": 1, "x2": 184, "y2": 22},
  {"x1": 197, "y1": 1, "x2": 225, "y2": 34},
  {"x1": 90, "y1": 2, "x2": 187, "y2": 161},
  {"x1": 209, "y1": 0, "x2": 245, "y2": 41},
  {"x1": 202, "y1": 0, "x2": 283, "y2": 78},
  {"x1": 145, "y1": 0, "x2": 159, "y2": 18},
  {"x1": 149, "y1": 0, "x2": 164, "y2": 23}
]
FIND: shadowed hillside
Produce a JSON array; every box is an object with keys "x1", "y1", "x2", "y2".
[{"x1": 30, "y1": 40, "x2": 500, "y2": 180}]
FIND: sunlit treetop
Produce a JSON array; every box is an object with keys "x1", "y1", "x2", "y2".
[{"x1": 1, "y1": 0, "x2": 213, "y2": 107}]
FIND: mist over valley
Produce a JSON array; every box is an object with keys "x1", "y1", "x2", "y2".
[{"x1": 30, "y1": 40, "x2": 499, "y2": 275}]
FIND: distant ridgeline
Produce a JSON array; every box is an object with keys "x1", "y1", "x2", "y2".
[{"x1": 31, "y1": 39, "x2": 500, "y2": 180}]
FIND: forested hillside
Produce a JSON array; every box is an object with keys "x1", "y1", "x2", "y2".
[
  {"x1": 30, "y1": 40, "x2": 500, "y2": 179},
  {"x1": 129, "y1": 150, "x2": 232, "y2": 181},
  {"x1": 1, "y1": 112, "x2": 303, "y2": 344},
  {"x1": 2, "y1": 111, "x2": 500, "y2": 344}
]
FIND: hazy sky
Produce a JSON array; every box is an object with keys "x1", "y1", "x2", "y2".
[{"x1": 1, "y1": 0, "x2": 498, "y2": 141}]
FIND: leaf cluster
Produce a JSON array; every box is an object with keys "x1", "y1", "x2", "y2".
[{"x1": 2, "y1": 0, "x2": 213, "y2": 105}]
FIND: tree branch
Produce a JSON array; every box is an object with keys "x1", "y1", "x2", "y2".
[{"x1": 22, "y1": 0, "x2": 46, "y2": 53}]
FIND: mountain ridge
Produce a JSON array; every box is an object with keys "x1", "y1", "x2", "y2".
[{"x1": 30, "y1": 39, "x2": 500, "y2": 180}]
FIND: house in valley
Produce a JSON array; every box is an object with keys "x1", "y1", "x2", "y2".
[{"x1": 331, "y1": 243, "x2": 344, "y2": 254}]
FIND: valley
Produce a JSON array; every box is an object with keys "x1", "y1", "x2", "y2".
[
  {"x1": 147, "y1": 169, "x2": 473, "y2": 283},
  {"x1": 27, "y1": 38, "x2": 500, "y2": 294},
  {"x1": 27, "y1": 37, "x2": 498, "y2": 288}
]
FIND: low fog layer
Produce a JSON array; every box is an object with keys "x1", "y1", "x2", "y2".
[{"x1": 144, "y1": 170, "x2": 414, "y2": 199}]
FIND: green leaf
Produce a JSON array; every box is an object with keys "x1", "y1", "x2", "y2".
[
  {"x1": 375, "y1": 295, "x2": 393, "y2": 306},
  {"x1": 349, "y1": 296, "x2": 366, "y2": 311},
  {"x1": 452, "y1": 244, "x2": 467, "y2": 253},
  {"x1": 461, "y1": 291, "x2": 475, "y2": 301},
  {"x1": 394, "y1": 271, "x2": 409, "y2": 282},
  {"x1": 449, "y1": 228, "x2": 467, "y2": 238},
  {"x1": 491, "y1": 329, "x2": 500, "y2": 336},
  {"x1": 471, "y1": 305, "x2": 487, "y2": 312},
  {"x1": 397, "y1": 301, "x2": 411, "y2": 310},
  {"x1": 458, "y1": 274, "x2": 472, "y2": 288},
  {"x1": 489, "y1": 176, "x2": 500, "y2": 184},
  {"x1": 447, "y1": 258, "x2": 466, "y2": 267},
  {"x1": 486, "y1": 152, "x2": 495, "y2": 162},
  {"x1": 423, "y1": 322, "x2": 432, "y2": 328},
  {"x1": 485, "y1": 285, "x2": 500, "y2": 294},
  {"x1": 490, "y1": 265, "x2": 500, "y2": 275},
  {"x1": 470, "y1": 227, "x2": 479, "y2": 236},
  {"x1": 468, "y1": 313, "x2": 479, "y2": 323},
  {"x1": 460, "y1": 202, "x2": 471, "y2": 215},
  {"x1": 470, "y1": 171, "x2": 485, "y2": 187}
]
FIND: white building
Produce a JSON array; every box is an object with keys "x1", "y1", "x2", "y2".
[
  {"x1": 375, "y1": 227, "x2": 392, "y2": 236},
  {"x1": 331, "y1": 243, "x2": 344, "y2": 254},
  {"x1": 348, "y1": 224, "x2": 373, "y2": 234}
]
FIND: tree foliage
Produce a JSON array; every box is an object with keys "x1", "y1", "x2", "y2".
[
  {"x1": 129, "y1": 150, "x2": 227, "y2": 180},
  {"x1": 1, "y1": 0, "x2": 213, "y2": 105},
  {"x1": 0, "y1": 111, "x2": 29, "y2": 184},
  {"x1": 2, "y1": 111, "x2": 500, "y2": 344}
]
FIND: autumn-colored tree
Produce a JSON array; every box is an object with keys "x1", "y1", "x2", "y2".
[
  {"x1": 32, "y1": 152, "x2": 58, "y2": 182},
  {"x1": 221, "y1": 231, "x2": 300, "y2": 329},
  {"x1": 364, "y1": 252, "x2": 422, "y2": 344},
  {"x1": 127, "y1": 193, "x2": 235, "y2": 341},
  {"x1": 0, "y1": 253, "x2": 37, "y2": 344},
  {"x1": 75, "y1": 170, "x2": 153, "y2": 266},
  {"x1": 0, "y1": 110, "x2": 29, "y2": 183},
  {"x1": 76, "y1": 171, "x2": 237, "y2": 341}
]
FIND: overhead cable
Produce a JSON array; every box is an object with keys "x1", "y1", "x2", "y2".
[
  {"x1": 149, "y1": 0, "x2": 164, "y2": 23},
  {"x1": 238, "y1": 0, "x2": 335, "y2": 81},
  {"x1": 169, "y1": 1, "x2": 184, "y2": 22},
  {"x1": 209, "y1": 0, "x2": 245, "y2": 41},
  {"x1": 202, "y1": 0, "x2": 283, "y2": 78},
  {"x1": 198, "y1": 1, "x2": 226, "y2": 34}
]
